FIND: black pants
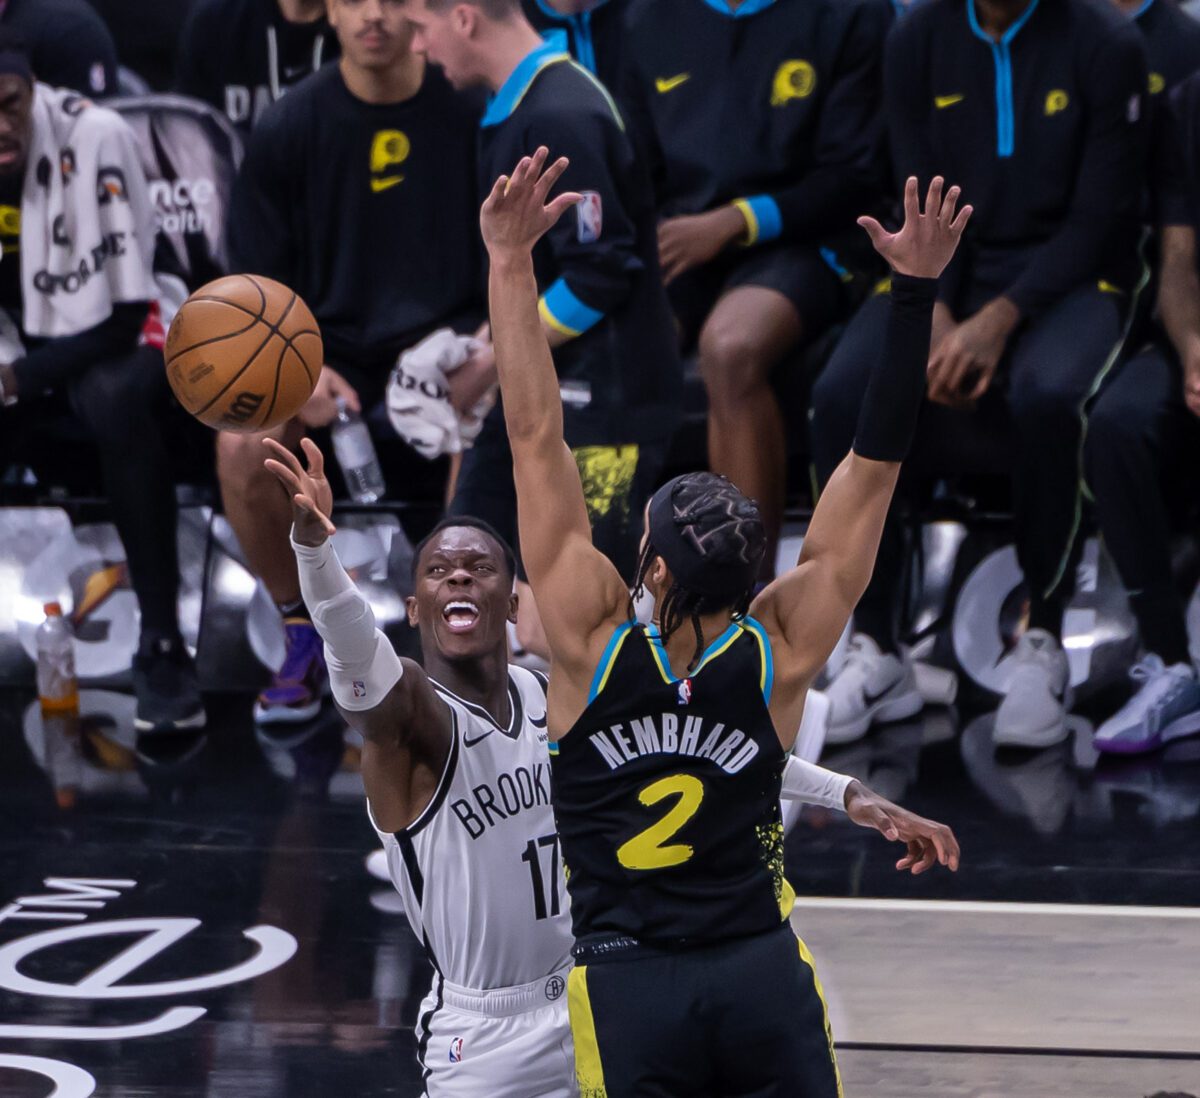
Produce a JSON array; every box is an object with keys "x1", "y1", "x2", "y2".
[
  {"x1": 451, "y1": 403, "x2": 670, "y2": 584},
  {"x1": 3, "y1": 344, "x2": 182, "y2": 637},
  {"x1": 810, "y1": 281, "x2": 1127, "y2": 647},
  {"x1": 1085, "y1": 343, "x2": 1200, "y2": 665},
  {"x1": 568, "y1": 924, "x2": 841, "y2": 1098}
]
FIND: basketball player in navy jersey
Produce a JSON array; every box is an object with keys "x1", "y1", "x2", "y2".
[{"x1": 480, "y1": 149, "x2": 966, "y2": 1095}]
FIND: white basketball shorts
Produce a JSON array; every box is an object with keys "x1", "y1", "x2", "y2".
[{"x1": 416, "y1": 963, "x2": 576, "y2": 1097}]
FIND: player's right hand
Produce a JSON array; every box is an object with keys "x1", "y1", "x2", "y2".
[
  {"x1": 480, "y1": 146, "x2": 581, "y2": 259},
  {"x1": 263, "y1": 437, "x2": 336, "y2": 546},
  {"x1": 857, "y1": 176, "x2": 972, "y2": 280},
  {"x1": 299, "y1": 365, "x2": 361, "y2": 428}
]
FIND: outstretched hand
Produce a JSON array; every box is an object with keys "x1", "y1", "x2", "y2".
[
  {"x1": 857, "y1": 176, "x2": 972, "y2": 280},
  {"x1": 844, "y1": 781, "x2": 961, "y2": 875},
  {"x1": 263, "y1": 436, "x2": 336, "y2": 547},
  {"x1": 480, "y1": 146, "x2": 582, "y2": 259}
]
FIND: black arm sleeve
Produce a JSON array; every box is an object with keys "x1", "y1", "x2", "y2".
[
  {"x1": 12, "y1": 303, "x2": 148, "y2": 396},
  {"x1": 852, "y1": 274, "x2": 937, "y2": 462},
  {"x1": 764, "y1": 0, "x2": 891, "y2": 244},
  {"x1": 1005, "y1": 27, "x2": 1148, "y2": 317}
]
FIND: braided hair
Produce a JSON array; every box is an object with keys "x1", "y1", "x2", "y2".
[{"x1": 632, "y1": 473, "x2": 766, "y2": 671}]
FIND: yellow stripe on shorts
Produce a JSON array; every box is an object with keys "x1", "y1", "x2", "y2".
[
  {"x1": 567, "y1": 966, "x2": 607, "y2": 1098},
  {"x1": 797, "y1": 936, "x2": 844, "y2": 1098}
]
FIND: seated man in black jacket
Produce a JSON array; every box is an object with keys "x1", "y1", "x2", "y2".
[
  {"x1": 810, "y1": 0, "x2": 1148, "y2": 748},
  {"x1": 618, "y1": 0, "x2": 891, "y2": 574},
  {"x1": 0, "y1": 35, "x2": 204, "y2": 733}
]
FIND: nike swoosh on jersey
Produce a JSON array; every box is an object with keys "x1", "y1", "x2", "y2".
[
  {"x1": 371, "y1": 176, "x2": 403, "y2": 193},
  {"x1": 655, "y1": 73, "x2": 690, "y2": 94},
  {"x1": 934, "y1": 94, "x2": 964, "y2": 109},
  {"x1": 462, "y1": 729, "x2": 495, "y2": 747}
]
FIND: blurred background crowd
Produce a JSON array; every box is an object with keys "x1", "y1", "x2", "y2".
[{"x1": 3, "y1": 0, "x2": 1200, "y2": 774}]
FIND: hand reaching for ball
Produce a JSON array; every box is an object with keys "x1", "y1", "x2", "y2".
[{"x1": 263, "y1": 437, "x2": 336, "y2": 547}]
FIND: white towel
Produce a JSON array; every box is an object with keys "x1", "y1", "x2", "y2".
[
  {"x1": 387, "y1": 328, "x2": 495, "y2": 459},
  {"x1": 19, "y1": 84, "x2": 158, "y2": 339}
]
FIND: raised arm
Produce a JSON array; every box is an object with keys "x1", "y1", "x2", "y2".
[
  {"x1": 479, "y1": 149, "x2": 630, "y2": 691},
  {"x1": 753, "y1": 177, "x2": 971, "y2": 694},
  {"x1": 263, "y1": 438, "x2": 451, "y2": 832}
]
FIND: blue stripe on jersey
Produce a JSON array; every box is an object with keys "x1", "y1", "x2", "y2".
[
  {"x1": 740, "y1": 616, "x2": 775, "y2": 704},
  {"x1": 588, "y1": 620, "x2": 635, "y2": 702}
]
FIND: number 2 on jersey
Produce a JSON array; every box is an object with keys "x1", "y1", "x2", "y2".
[{"x1": 617, "y1": 774, "x2": 705, "y2": 870}]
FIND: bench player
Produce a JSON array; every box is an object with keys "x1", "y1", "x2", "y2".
[{"x1": 479, "y1": 150, "x2": 964, "y2": 1094}]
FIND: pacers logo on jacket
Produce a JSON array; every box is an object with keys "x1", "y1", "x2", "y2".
[
  {"x1": 771, "y1": 60, "x2": 816, "y2": 106},
  {"x1": 370, "y1": 129, "x2": 410, "y2": 193}
]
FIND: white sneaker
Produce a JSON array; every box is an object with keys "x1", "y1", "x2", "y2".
[
  {"x1": 993, "y1": 629, "x2": 1073, "y2": 748},
  {"x1": 824, "y1": 635, "x2": 924, "y2": 745}
]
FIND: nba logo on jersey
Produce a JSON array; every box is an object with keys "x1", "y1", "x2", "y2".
[
  {"x1": 352, "y1": 680, "x2": 367, "y2": 699},
  {"x1": 576, "y1": 192, "x2": 603, "y2": 243},
  {"x1": 677, "y1": 678, "x2": 693, "y2": 705},
  {"x1": 449, "y1": 1037, "x2": 464, "y2": 1063}
]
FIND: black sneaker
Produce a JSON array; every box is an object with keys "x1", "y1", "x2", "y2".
[{"x1": 133, "y1": 634, "x2": 207, "y2": 733}]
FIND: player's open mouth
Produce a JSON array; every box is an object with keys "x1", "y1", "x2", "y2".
[{"x1": 442, "y1": 600, "x2": 480, "y2": 633}]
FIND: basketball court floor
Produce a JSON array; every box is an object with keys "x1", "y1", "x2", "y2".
[{"x1": 0, "y1": 691, "x2": 1196, "y2": 1097}]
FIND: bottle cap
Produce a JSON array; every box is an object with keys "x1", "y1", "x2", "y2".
[{"x1": 43, "y1": 602, "x2": 62, "y2": 617}]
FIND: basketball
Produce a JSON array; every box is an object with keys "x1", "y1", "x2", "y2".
[{"x1": 164, "y1": 274, "x2": 323, "y2": 433}]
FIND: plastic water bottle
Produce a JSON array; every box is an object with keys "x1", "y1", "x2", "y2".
[
  {"x1": 36, "y1": 602, "x2": 79, "y2": 715},
  {"x1": 331, "y1": 397, "x2": 385, "y2": 504}
]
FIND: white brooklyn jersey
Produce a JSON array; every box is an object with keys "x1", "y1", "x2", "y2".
[{"x1": 371, "y1": 666, "x2": 573, "y2": 991}]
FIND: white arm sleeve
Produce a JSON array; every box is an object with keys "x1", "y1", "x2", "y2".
[
  {"x1": 781, "y1": 755, "x2": 854, "y2": 811},
  {"x1": 291, "y1": 531, "x2": 403, "y2": 712}
]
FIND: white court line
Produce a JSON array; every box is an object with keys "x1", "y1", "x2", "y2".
[{"x1": 792, "y1": 896, "x2": 1200, "y2": 920}]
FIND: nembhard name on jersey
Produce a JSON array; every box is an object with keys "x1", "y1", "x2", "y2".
[
  {"x1": 589, "y1": 713, "x2": 760, "y2": 775},
  {"x1": 449, "y1": 763, "x2": 551, "y2": 840}
]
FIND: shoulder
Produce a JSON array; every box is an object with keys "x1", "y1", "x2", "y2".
[
  {"x1": 526, "y1": 62, "x2": 624, "y2": 133},
  {"x1": 622, "y1": 0, "x2": 673, "y2": 33},
  {"x1": 44, "y1": 88, "x2": 136, "y2": 145},
  {"x1": 509, "y1": 664, "x2": 551, "y2": 712},
  {"x1": 889, "y1": 0, "x2": 951, "y2": 40},
  {"x1": 1064, "y1": 0, "x2": 1144, "y2": 48}
]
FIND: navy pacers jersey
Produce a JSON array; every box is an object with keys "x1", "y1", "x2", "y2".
[{"x1": 550, "y1": 617, "x2": 791, "y2": 950}]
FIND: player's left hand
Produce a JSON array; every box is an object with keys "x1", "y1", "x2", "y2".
[
  {"x1": 481, "y1": 146, "x2": 581, "y2": 258},
  {"x1": 843, "y1": 780, "x2": 960, "y2": 874},
  {"x1": 656, "y1": 206, "x2": 745, "y2": 283}
]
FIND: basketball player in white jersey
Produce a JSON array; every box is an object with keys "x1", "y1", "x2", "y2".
[
  {"x1": 264, "y1": 436, "x2": 573, "y2": 1096},
  {"x1": 262, "y1": 437, "x2": 960, "y2": 1095}
]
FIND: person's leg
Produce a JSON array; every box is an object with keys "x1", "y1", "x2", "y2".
[
  {"x1": 997, "y1": 284, "x2": 1126, "y2": 746},
  {"x1": 67, "y1": 345, "x2": 204, "y2": 731},
  {"x1": 697, "y1": 285, "x2": 800, "y2": 574},
  {"x1": 216, "y1": 418, "x2": 307, "y2": 606},
  {"x1": 1007, "y1": 285, "x2": 1125, "y2": 635},
  {"x1": 809, "y1": 291, "x2": 924, "y2": 743},
  {"x1": 710, "y1": 927, "x2": 841, "y2": 1098},
  {"x1": 1086, "y1": 346, "x2": 1200, "y2": 753}
]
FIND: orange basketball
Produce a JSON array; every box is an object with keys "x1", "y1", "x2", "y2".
[{"x1": 165, "y1": 274, "x2": 322, "y2": 433}]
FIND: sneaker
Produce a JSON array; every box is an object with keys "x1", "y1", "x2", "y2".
[
  {"x1": 133, "y1": 634, "x2": 207, "y2": 733},
  {"x1": 824, "y1": 635, "x2": 924, "y2": 746},
  {"x1": 993, "y1": 629, "x2": 1072, "y2": 748},
  {"x1": 1094, "y1": 655, "x2": 1200, "y2": 756},
  {"x1": 253, "y1": 618, "x2": 326, "y2": 725}
]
